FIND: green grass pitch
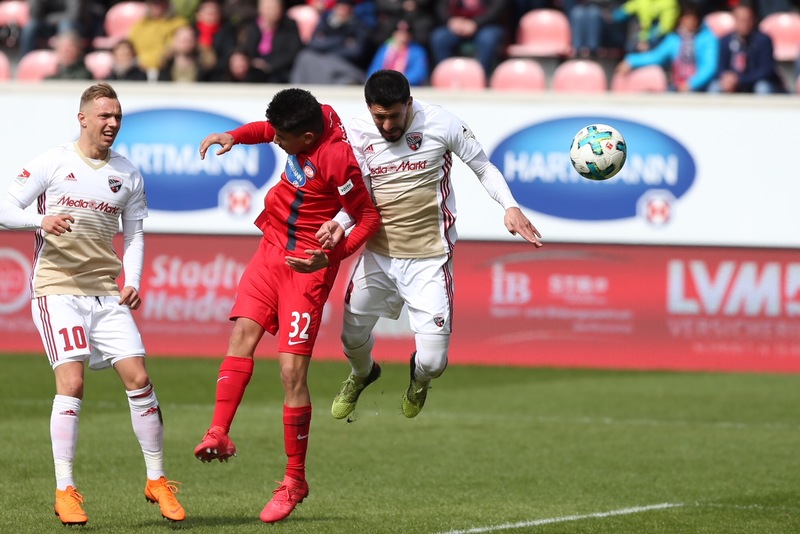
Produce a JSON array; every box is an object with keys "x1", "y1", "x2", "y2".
[{"x1": 1, "y1": 353, "x2": 799, "y2": 533}]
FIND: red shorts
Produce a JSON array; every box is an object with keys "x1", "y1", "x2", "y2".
[{"x1": 231, "y1": 238, "x2": 340, "y2": 356}]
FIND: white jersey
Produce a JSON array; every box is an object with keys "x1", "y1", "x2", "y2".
[
  {"x1": 6, "y1": 142, "x2": 148, "y2": 297},
  {"x1": 347, "y1": 99, "x2": 483, "y2": 259}
]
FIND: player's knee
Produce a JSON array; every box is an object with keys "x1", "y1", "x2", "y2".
[
  {"x1": 341, "y1": 312, "x2": 376, "y2": 350},
  {"x1": 418, "y1": 355, "x2": 448, "y2": 379}
]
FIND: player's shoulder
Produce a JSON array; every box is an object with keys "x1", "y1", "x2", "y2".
[
  {"x1": 411, "y1": 99, "x2": 464, "y2": 133},
  {"x1": 107, "y1": 149, "x2": 142, "y2": 176}
]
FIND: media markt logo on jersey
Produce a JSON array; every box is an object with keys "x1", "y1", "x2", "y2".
[
  {"x1": 113, "y1": 109, "x2": 276, "y2": 212},
  {"x1": 490, "y1": 117, "x2": 695, "y2": 223}
]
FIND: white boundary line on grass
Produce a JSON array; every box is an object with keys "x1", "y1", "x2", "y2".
[{"x1": 436, "y1": 502, "x2": 685, "y2": 534}]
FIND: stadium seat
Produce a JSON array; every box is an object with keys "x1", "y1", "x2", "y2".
[
  {"x1": 507, "y1": 9, "x2": 571, "y2": 58},
  {"x1": 759, "y1": 11, "x2": 800, "y2": 61},
  {"x1": 489, "y1": 58, "x2": 546, "y2": 91},
  {"x1": 551, "y1": 59, "x2": 607, "y2": 92},
  {"x1": 85, "y1": 50, "x2": 114, "y2": 80},
  {"x1": 15, "y1": 49, "x2": 59, "y2": 81},
  {"x1": 610, "y1": 65, "x2": 668, "y2": 93},
  {"x1": 92, "y1": 1, "x2": 148, "y2": 50},
  {"x1": 703, "y1": 10, "x2": 735, "y2": 37},
  {"x1": 430, "y1": 57, "x2": 486, "y2": 90},
  {"x1": 0, "y1": 0, "x2": 30, "y2": 27},
  {"x1": 0, "y1": 49, "x2": 10, "y2": 81},
  {"x1": 286, "y1": 4, "x2": 320, "y2": 44}
]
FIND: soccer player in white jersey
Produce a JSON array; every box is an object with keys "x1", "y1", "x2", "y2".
[
  {"x1": 324, "y1": 69, "x2": 543, "y2": 419},
  {"x1": 0, "y1": 83, "x2": 185, "y2": 526}
]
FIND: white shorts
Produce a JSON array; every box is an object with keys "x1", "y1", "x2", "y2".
[
  {"x1": 31, "y1": 295, "x2": 146, "y2": 370},
  {"x1": 345, "y1": 249, "x2": 454, "y2": 334}
]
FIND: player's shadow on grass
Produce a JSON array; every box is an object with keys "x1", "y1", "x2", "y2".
[{"x1": 166, "y1": 513, "x2": 348, "y2": 528}]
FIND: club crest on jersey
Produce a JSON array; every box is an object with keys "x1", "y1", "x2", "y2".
[
  {"x1": 406, "y1": 132, "x2": 423, "y2": 151},
  {"x1": 286, "y1": 155, "x2": 315, "y2": 188},
  {"x1": 108, "y1": 176, "x2": 122, "y2": 193},
  {"x1": 14, "y1": 168, "x2": 30, "y2": 185},
  {"x1": 434, "y1": 315, "x2": 445, "y2": 328}
]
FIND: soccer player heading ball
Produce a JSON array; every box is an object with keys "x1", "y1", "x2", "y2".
[{"x1": 321, "y1": 70, "x2": 543, "y2": 419}]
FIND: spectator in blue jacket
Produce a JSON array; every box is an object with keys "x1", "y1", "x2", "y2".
[
  {"x1": 707, "y1": 3, "x2": 785, "y2": 94},
  {"x1": 614, "y1": 1, "x2": 718, "y2": 92},
  {"x1": 367, "y1": 19, "x2": 429, "y2": 85}
]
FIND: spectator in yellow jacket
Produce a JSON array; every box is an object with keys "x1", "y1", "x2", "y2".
[
  {"x1": 612, "y1": 0, "x2": 679, "y2": 51},
  {"x1": 129, "y1": 0, "x2": 189, "y2": 74}
]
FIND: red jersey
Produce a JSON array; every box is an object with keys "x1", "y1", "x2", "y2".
[{"x1": 229, "y1": 105, "x2": 379, "y2": 261}]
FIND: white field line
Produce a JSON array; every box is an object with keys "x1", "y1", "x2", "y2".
[{"x1": 436, "y1": 502, "x2": 684, "y2": 534}]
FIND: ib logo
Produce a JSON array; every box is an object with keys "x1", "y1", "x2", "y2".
[
  {"x1": 114, "y1": 109, "x2": 276, "y2": 212},
  {"x1": 491, "y1": 117, "x2": 695, "y2": 223},
  {"x1": 0, "y1": 248, "x2": 31, "y2": 314}
]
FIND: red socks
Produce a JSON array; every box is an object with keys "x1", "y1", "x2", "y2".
[
  {"x1": 283, "y1": 404, "x2": 312, "y2": 482},
  {"x1": 210, "y1": 356, "x2": 254, "y2": 432}
]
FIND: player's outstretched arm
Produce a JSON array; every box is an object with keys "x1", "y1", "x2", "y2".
[
  {"x1": 199, "y1": 132, "x2": 235, "y2": 160},
  {"x1": 504, "y1": 207, "x2": 543, "y2": 247}
]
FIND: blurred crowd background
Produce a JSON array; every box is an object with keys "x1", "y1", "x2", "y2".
[{"x1": 0, "y1": 0, "x2": 798, "y2": 93}]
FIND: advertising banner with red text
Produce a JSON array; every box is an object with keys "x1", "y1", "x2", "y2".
[{"x1": 2, "y1": 231, "x2": 799, "y2": 372}]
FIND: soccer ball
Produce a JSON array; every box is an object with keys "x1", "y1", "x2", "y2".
[{"x1": 569, "y1": 124, "x2": 627, "y2": 181}]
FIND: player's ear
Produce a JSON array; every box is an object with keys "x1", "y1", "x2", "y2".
[{"x1": 78, "y1": 111, "x2": 86, "y2": 128}]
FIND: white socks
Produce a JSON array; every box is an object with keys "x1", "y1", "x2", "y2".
[
  {"x1": 51, "y1": 395, "x2": 81, "y2": 490},
  {"x1": 413, "y1": 333, "x2": 451, "y2": 383},
  {"x1": 126, "y1": 384, "x2": 165, "y2": 480},
  {"x1": 341, "y1": 311, "x2": 379, "y2": 378}
]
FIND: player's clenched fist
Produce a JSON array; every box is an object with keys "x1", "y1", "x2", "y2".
[{"x1": 42, "y1": 214, "x2": 74, "y2": 236}]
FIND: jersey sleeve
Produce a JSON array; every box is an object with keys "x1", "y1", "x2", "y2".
[
  {"x1": 123, "y1": 168, "x2": 149, "y2": 221},
  {"x1": 228, "y1": 121, "x2": 275, "y2": 145},
  {"x1": 5, "y1": 151, "x2": 55, "y2": 210},
  {"x1": 443, "y1": 110, "x2": 484, "y2": 166},
  {"x1": 328, "y1": 143, "x2": 379, "y2": 259}
]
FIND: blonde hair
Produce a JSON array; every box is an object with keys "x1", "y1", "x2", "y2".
[{"x1": 80, "y1": 82, "x2": 118, "y2": 111}]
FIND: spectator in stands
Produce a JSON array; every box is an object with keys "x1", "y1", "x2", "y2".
[
  {"x1": 374, "y1": 0, "x2": 435, "y2": 47},
  {"x1": 213, "y1": 0, "x2": 302, "y2": 83},
  {"x1": 611, "y1": 0, "x2": 679, "y2": 52},
  {"x1": 568, "y1": 0, "x2": 620, "y2": 58},
  {"x1": 289, "y1": 0, "x2": 371, "y2": 84},
  {"x1": 107, "y1": 38, "x2": 149, "y2": 80},
  {"x1": 218, "y1": 47, "x2": 269, "y2": 81},
  {"x1": 707, "y1": 3, "x2": 785, "y2": 94},
  {"x1": 195, "y1": 0, "x2": 222, "y2": 52},
  {"x1": 19, "y1": 0, "x2": 92, "y2": 56},
  {"x1": 428, "y1": 0, "x2": 512, "y2": 76},
  {"x1": 614, "y1": 1, "x2": 718, "y2": 92},
  {"x1": 158, "y1": 24, "x2": 215, "y2": 81},
  {"x1": 307, "y1": 0, "x2": 377, "y2": 27},
  {"x1": 367, "y1": 19, "x2": 429, "y2": 85},
  {"x1": 46, "y1": 30, "x2": 93, "y2": 80},
  {"x1": 129, "y1": 0, "x2": 189, "y2": 75}
]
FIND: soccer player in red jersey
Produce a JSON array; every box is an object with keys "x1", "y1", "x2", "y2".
[{"x1": 193, "y1": 88, "x2": 380, "y2": 523}]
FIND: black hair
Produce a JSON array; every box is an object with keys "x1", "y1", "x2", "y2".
[
  {"x1": 265, "y1": 88, "x2": 323, "y2": 135},
  {"x1": 364, "y1": 69, "x2": 411, "y2": 108}
]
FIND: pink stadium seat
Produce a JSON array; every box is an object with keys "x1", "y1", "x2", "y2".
[
  {"x1": 93, "y1": 1, "x2": 148, "y2": 50},
  {"x1": 15, "y1": 49, "x2": 59, "y2": 81},
  {"x1": 703, "y1": 10, "x2": 735, "y2": 37},
  {"x1": 430, "y1": 57, "x2": 486, "y2": 90},
  {"x1": 611, "y1": 65, "x2": 668, "y2": 93},
  {"x1": 85, "y1": 50, "x2": 114, "y2": 80},
  {"x1": 0, "y1": 0, "x2": 30, "y2": 27},
  {"x1": 490, "y1": 58, "x2": 546, "y2": 91},
  {"x1": 551, "y1": 59, "x2": 607, "y2": 93},
  {"x1": 286, "y1": 4, "x2": 320, "y2": 44},
  {"x1": 507, "y1": 9, "x2": 571, "y2": 58},
  {"x1": 0, "y1": 49, "x2": 10, "y2": 81},
  {"x1": 759, "y1": 12, "x2": 800, "y2": 61}
]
